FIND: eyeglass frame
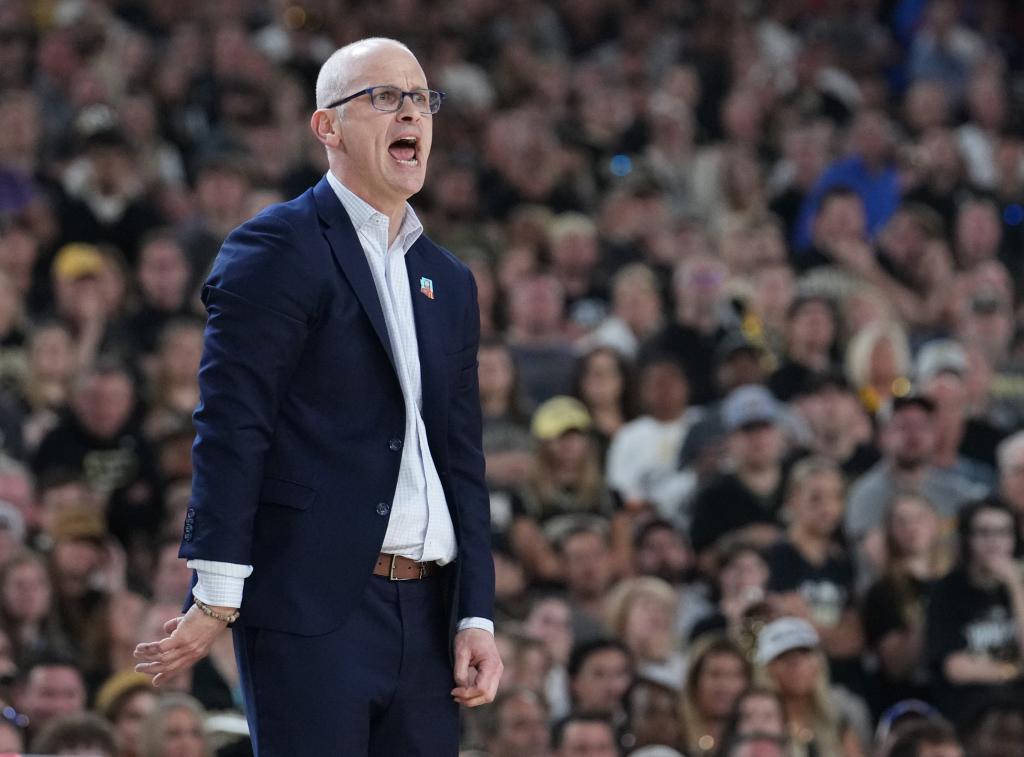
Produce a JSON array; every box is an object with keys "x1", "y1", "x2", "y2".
[{"x1": 325, "y1": 85, "x2": 446, "y2": 115}]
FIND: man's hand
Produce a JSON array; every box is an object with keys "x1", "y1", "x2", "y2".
[
  {"x1": 133, "y1": 604, "x2": 231, "y2": 686},
  {"x1": 451, "y1": 628, "x2": 502, "y2": 708}
]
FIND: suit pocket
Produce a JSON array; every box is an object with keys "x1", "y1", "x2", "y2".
[{"x1": 259, "y1": 476, "x2": 317, "y2": 511}]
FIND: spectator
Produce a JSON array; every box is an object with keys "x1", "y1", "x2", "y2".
[
  {"x1": 863, "y1": 493, "x2": 951, "y2": 709},
  {"x1": 885, "y1": 718, "x2": 962, "y2": 757},
  {"x1": 688, "y1": 538, "x2": 770, "y2": 643},
  {"x1": 139, "y1": 693, "x2": 210, "y2": 757},
  {"x1": 31, "y1": 711, "x2": 116, "y2": 757},
  {"x1": 998, "y1": 431, "x2": 1024, "y2": 534},
  {"x1": 926, "y1": 500, "x2": 1024, "y2": 722},
  {"x1": 606, "y1": 356, "x2": 701, "y2": 518},
  {"x1": 960, "y1": 697, "x2": 1024, "y2": 757},
  {"x1": 766, "y1": 457, "x2": 863, "y2": 691},
  {"x1": 511, "y1": 397, "x2": 626, "y2": 583},
  {"x1": 679, "y1": 635, "x2": 751, "y2": 756},
  {"x1": 767, "y1": 295, "x2": 839, "y2": 402},
  {"x1": 576, "y1": 263, "x2": 663, "y2": 360},
  {"x1": 572, "y1": 346, "x2": 636, "y2": 461},
  {"x1": 567, "y1": 639, "x2": 633, "y2": 736},
  {"x1": 604, "y1": 577, "x2": 684, "y2": 691},
  {"x1": 560, "y1": 526, "x2": 617, "y2": 643},
  {"x1": 754, "y1": 617, "x2": 864, "y2": 756},
  {"x1": 845, "y1": 392, "x2": 986, "y2": 567},
  {"x1": 789, "y1": 373, "x2": 877, "y2": 477},
  {"x1": 552, "y1": 712, "x2": 618, "y2": 757},
  {"x1": 507, "y1": 274, "x2": 575, "y2": 406},
  {"x1": 479, "y1": 687, "x2": 551, "y2": 757},
  {"x1": 626, "y1": 677, "x2": 683, "y2": 751},
  {"x1": 720, "y1": 686, "x2": 789, "y2": 749},
  {"x1": 689, "y1": 385, "x2": 789, "y2": 561},
  {"x1": 94, "y1": 670, "x2": 157, "y2": 757},
  {"x1": 0, "y1": 550, "x2": 69, "y2": 663},
  {"x1": 843, "y1": 320, "x2": 912, "y2": 416},
  {"x1": 478, "y1": 338, "x2": 533, "y2": 490},
  {"x1": 15, "y1": 654, "x2": 87, "y2": 740},
  {"x1": 640, "y1": 255, "x2": 731, "y2": 407},
  {"x1": 523, "y1": 594, "x2": 574, "y2": 720}
]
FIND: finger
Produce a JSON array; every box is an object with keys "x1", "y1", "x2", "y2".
[
  {"x1": 474, "y1": 662, "x2": 502, "y2": 699},
  {"x1": 453, "y1": 644, "x2": 471, "y2": 687},
  {"x1": 450, "y1": 686, "x2": 484, "y2": 699},
  {"x1": 163, "y1": 616, "x2": 185, "y2": 634},
  {"x1": 460, "y1": 694, "x2": 493, "y2": 708}
]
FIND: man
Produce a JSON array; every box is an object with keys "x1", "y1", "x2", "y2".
[
  {"x1": 560, "y1": 526, "x2": 615, "y2": 643},
  {"x1": 15, "y1": 656, "x2": 87, "y2": 741},
  {"x1": 689, "y1": 385, "x2": 789, "y2": 561},
  {"x1": 134, "y1": 38, "x2": 500, "y2": 755},
  {"x1": 481, "y1": 687, "x2": 551, "y2": 757},
  {"x1": 553, "y1": 712, "x2": 620, "y2": 757},
  {"x1": 845, "y1": 392, "x2": 986, "y2": 563},
  {"x1": 567, "y1": 639, "x2": 633, "y2": 735}
]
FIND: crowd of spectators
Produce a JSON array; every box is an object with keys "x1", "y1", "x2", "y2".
[{"x1": 2, "y1": 0, "x2": 1024, "y2": 755}]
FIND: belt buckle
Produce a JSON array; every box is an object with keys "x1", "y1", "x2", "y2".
[{"x1": 388, "y1": 554, "x2": 424, "y2": 581}]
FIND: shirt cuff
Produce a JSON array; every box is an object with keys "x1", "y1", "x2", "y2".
[
  {"x1": 187, "y1": 560, "x2": 253, "y2": 609},
  {"x1": 457, "y1": 617, "x2": 494, "y2": 635}
]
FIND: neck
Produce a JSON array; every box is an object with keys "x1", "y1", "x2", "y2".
[
  {"x1": 480, "y1": 394, "x2": 509, "y2": 417},
  {"x1": 330, "y1": 168, "x2": 407, "y2": 245},
  {"x1": 739, "y1": 465, "x2": 779, "y2": 495},
  {"x1": 792, "y1": 527, "x2": 830, "y2": 563}
]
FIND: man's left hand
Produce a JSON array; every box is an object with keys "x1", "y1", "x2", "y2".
[{"x1": 451, "y1": 628, "x2": 502, "y2": 707}]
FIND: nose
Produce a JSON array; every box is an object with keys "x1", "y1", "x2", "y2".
[{"x1": 397, "y1": 94, "x2": 421, "y2": 121}]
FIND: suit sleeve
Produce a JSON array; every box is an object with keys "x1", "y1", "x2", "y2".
[
  {"x1": 446, "y1": 269, "x2": 495, "y2": 621},
  {"x1": 179, "y1": 211, "x2": 317, "y2": 566}
]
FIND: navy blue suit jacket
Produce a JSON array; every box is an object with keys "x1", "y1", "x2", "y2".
[{"x1": 179, "y1": 176, "x2": 494, "y2": 638}]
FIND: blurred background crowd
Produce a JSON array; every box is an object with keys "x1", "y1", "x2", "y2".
[{"x1": 1, "y1": 0, "x2": 1024, "y2": 755}]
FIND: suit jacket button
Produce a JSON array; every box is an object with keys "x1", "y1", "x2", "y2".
[
  {"x1": 376, "y1": 502, "x2": 390, "y2": 516},
  {"x1": 388, "y1": 438, "x2": 403, "y2": 452}
]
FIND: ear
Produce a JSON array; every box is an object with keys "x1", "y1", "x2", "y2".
[{"x1": 310, "y1": 110, "x2": 342, "y2": 150}]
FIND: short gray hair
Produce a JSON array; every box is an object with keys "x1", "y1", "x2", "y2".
[{"x1": 315, "y1": 37, "x2": 413, "y2": 110}]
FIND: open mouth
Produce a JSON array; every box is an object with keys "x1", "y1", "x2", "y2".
[{"x1": 388, "y1": 136, "x2": 419, "y2": 166}]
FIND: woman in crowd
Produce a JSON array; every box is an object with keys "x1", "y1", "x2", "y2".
[
  {"x1": 95, "y1": 670, "x2": 158, "y2": 757},
  {"x1": 680, "y1": 635, "x2": 752, "y2": 756},
  {"x1": 604, "y1": 576, "x2": 685, "y2": 689},
  {"x1": 571, "y1": 345, "x2": 635, "y2": 462},
  {"x1": 140, "y1": 693, "x2": 210, "y2": 757},
  {"x1": 510, "y1": 396, "x2": 628, "y2": 581},
  {"x1": 689, "y1": 539, "x2": 772, "y2": 643},
  {"x1": 756, "y1": 617, "x2": 865, "y2": 757},
  {"x1": 477, "y1": 338, "x2": 534, "y2": 490},
  {"x1": 926, "y1": 499, "x2": 1024, "y2": 723},
  {"x1": 0, "y1": 550, "x2": 69, "y2": 664},
  {"x1": 16, "y1": 321, "x2": 77, "y2": 452},
  {"x1": 844, "y1": 320, "x2": 912, "y2": 415},
  {"x1": 863, "y1": 493, "x2": 951, "y2": 709}
]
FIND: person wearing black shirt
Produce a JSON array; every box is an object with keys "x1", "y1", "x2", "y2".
[
  {"x1": 766, "y1": 457, "x2": 863, "y2": 693},
  {"x1": 862, "y1": 492, "x2": 950, "y2": 713},
  {"x1": 926, "y1": 500, "x2": 1024, "y2": 724},
  {"x1": 767, "y1": 295, "x2": 838, "y2": 403},
  {"x1": 690, "y1": 385, "x2": 788, "y2": 562}
]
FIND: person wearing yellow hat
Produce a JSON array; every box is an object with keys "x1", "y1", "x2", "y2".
[
  {"x1": 510, "y1": 396, "x2": 629, "y2": 581},
  {"x1": 94, "y1": 670, "x2": 157, "y2": 757}
]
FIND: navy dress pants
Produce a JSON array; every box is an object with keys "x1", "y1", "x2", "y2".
[{"x1": 232, "y1": 573, "x2": 459, "y2": 756}]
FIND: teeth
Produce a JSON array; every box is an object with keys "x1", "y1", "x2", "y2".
[{"x1": 395, "y1": 158, "x2": 419, "y2": 166}]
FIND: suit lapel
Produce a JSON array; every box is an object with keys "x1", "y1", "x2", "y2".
[
  {"x1": 313, "y1": 178, "x2": 397, "y2": 371},
  {"x1": 406, "y1": 240, "x2": 447, "y2": 451}
]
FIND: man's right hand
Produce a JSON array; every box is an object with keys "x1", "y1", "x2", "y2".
[{"x1": 133, "y1": 604, "x2": 232, "y2": 686}]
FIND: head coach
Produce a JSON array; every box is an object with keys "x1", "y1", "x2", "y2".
[{"x1": 134, "y1": 37, "x2": 502, "y2": 755}]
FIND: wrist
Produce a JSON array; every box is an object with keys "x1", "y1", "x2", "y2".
[{"x1": 193, "y1": 597, "x2": 240, "y2": 625}]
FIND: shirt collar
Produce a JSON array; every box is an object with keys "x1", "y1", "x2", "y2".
[{"x1": 325, "y1": 171, "x2": 423, "y2": 253}]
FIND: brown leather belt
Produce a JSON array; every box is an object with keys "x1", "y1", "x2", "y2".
[{"x1": 373, "y1": 553, "x2": 438, "y2": 580}]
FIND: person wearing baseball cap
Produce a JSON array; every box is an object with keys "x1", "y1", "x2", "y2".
[
  {"x1": 689, "y1": 385, "x2": 788, "y2": 561},
  {"x1": 756, "y1": 617, "x2": 861, "y2": 756}
]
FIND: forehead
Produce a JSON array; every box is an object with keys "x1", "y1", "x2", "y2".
[{"x1": 346, "y1": 44, "x2": 427, "y2": 89}]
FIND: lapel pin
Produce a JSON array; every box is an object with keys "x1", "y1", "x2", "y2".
[{"x1": 419, "y1": 276, "x2": 435, "y2": 300}]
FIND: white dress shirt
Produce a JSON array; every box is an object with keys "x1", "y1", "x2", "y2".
[{"x1": 189, "y1": 171, "x2": 492, "y2": 635}]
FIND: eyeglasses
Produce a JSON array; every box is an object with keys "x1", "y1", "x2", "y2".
[{"x1": 326, "y1": 86, "x2": 445, "y2": 115}]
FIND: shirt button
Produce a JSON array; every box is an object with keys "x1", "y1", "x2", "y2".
[
  {"x1": 388, "y1": 438, "x2": 403, "y2": 452},
  {"x1": 376, "y1": 502, "x2": 390, "y2": 516}
]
